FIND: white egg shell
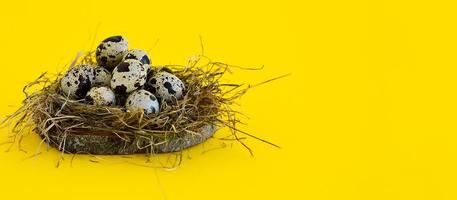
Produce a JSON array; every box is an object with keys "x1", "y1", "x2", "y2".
[
  {"x1": 125, "y1": 89, "x2": 159, "y2": 114},
  {"x1": 146, "y1": 71, "x2": 185, "y2": 102},
  {"x1": 60, "y1": 64, "x2": 95, "y2": 99},
  {"x1": 93, "y1": 67, "x2": 111, "y2": 86},
  {"x1": 111, "y1": 59, "x2": 147, "y2": 94},
  {"x1": 85, "y1": 86, "x2": 116, "y2": 106},
  {"x1": 95, "y1": 36, "x2": 128, "y2": 70},
  {"x1": 123, "y1": 49, "x2": 151, "y2": 65}
]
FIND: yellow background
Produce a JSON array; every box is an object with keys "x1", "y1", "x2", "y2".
[{"x1": 0, "y1": 0, "x2": 455, "y2": 199}]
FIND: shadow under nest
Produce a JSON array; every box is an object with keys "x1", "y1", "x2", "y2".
[{"x1": 2, "y1": 53, "x2": 282, "y2": 157}]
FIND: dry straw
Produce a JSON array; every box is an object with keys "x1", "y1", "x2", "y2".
[{"x1": 1, "y1": 50, "x2": 288, "y2": 162}]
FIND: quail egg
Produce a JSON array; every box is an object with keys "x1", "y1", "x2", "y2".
[
  {"x1": 93, "y1": 67, "x2": 111, "y2": 86},
  {"x1": 111, "y1": 59, "x2": 147, "y2": 94},
  {"x1": 60, "y1": 64, "x2": 95, "y2": 99},
  {"x1": 123, "y1": 49, "x2": 151, "y2": 65},
  {"x1": 95, "y1": 36, "x2": 128, "y2": 70},
  {"x1": 125, "y1": 89, "x2": 159, "y2": 114},
  {"x1": 85, "y1": 86, "x2": 116, "y2": 106},
  {"x1": 146, "y1": 71, "x2": 185, "y2": 102}
]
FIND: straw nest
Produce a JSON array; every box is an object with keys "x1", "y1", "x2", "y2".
[{"x1": 2, "y1": 52, "x2": 283, "y2": 156}]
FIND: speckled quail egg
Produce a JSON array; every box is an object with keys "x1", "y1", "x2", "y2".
[
  {"x1": 95, "y1": 36, "x2": 128, "y2": 70},
  {"x1": 146, "y1": 71, "x2": 185, "y2": 102},
  {"x1": 85, "y1": 86, "x2": 116, "y2": 106},
  {"x1": 93, "y1": 67, "x2": 111, "y2": 86},
  {"x1": 123, "y1": 49, "x2": 151, "y2": 65},
  {"x1": 146, "y1": 66, "x2": 172, "y2": 80},
  {"x1": 125, "y1": 89, "x2": 159, "y2": 114},
  {"x1": 60, "y1": 64, "x2": 95, "y2": 99},
  {"x1": 111, "y1": 59, "x2": 147, "y2": 94}
]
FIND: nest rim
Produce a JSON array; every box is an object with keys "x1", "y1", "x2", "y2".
[{"x1": 2, "y1": 52, "x2": 283, "y2": 159}]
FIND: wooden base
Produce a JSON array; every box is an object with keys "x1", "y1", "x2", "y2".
[{"x1": 40, "y1": 125, "x2": 216, "y2": 155}]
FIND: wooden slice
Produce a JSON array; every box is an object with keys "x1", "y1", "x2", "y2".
[{"x1": 40, "y1": 125, "x2": 216, "y2": 155}]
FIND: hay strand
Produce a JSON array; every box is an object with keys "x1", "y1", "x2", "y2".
[{"x1": 1, "y1": 52, "x2": 286, "y2": 158}]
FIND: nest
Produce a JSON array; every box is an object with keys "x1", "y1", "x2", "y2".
[{"x1": 2, "y1": 52, "x2": 283, "y2": 157}]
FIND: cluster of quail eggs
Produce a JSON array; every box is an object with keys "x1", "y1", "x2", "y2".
[{"x1": 60, "y1": 36, "x2": 185, "y2": 114}]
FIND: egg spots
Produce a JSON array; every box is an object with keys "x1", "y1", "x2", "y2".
[
  {"x1": 140, "y1": 55, "x2": 150, "y2": 65},
  {"x1": 61, "y1": 65, "x2": 95, "y2": 99},
  {"x1": 163, "y1": 82, "x2": 176, "y2": 94},
  {"x1": 100, "y1": 56, "x2": 107, "y2": 64},
  {"x1": 103, "y1": 36, "x2": 123, "y2": 43},
  {"x1": 85, "y1": 95, "x2": 94, "y2": 104},
  {"x1": 117, "y1": 62, "x2": 130, "y2": 72},
  {"x1": 114, "y1": 85, "x2": 127, "y2": 94},
  {"x1": 75, "y1": 75, "x2": 92, "y2": 98},
  {"x1": 96, "y1": 36, "x2": 129, "y2": 70},
  {"x1": 145, "y1": 71, "x2": 184, "y2": 102},
  {"x1": 93, "y1": 67, "x2": 111, "y2": 86},
  {"x1": 149, "y1": 87, "x2": 156, "y2": 94},
  {"x1": 125, "y1": 54, "x2": 136, "y2": 60},
  {"x1": 111, "y1": 59, "x2": 147, "y2": 94},
  {"x1": 85, "y1": 86, "x2": 116, "y2": 106},
  {"x1": 123, "y1": 49, "x2": 151, "y2": 65},
  {"x1": 125, "y1": 89, "x2": 159, "y2": 114},
  {"x1": 150, "y1": 78, "x2": 156, "y2": 84},
  {"x1": 97, "y1": 44, "x2": 106, "y2": 50}
]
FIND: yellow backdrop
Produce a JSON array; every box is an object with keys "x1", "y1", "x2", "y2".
[{"x1": 0, "y1": 0, "x2": 455, "y2": 199}]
